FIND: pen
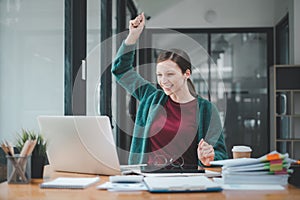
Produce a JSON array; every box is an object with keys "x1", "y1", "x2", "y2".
[
  {"x1": 4, "y1": 140, "x2": 14, "y2": 156},
  {"x1": 288, "y1": 158, "x2": 300, "y2": 165},
  {"x1": 294, "y1": 160, "x2": 300, "y2": 165},
  {"x1": 1, "y1": 141, "x2": 14, "y2": 156}
]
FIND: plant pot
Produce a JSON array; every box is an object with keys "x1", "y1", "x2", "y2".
[{"x1": 31, "y1": 156, "x2": 46, "y2": 179}]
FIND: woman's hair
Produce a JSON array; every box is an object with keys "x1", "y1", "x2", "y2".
[{"x1": 156, "y1": 49, "x2": 197, "y2": 97}]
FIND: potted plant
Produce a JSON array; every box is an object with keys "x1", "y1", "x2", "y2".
[{"x1": 16, "y1": 129, "x2": 48, "y2": 178}]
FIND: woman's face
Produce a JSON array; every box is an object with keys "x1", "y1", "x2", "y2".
[{"x1": 156, "y1": 60, "x2": 190, "y2": 96}]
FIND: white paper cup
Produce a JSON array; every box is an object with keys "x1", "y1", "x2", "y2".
[{"x1": 232, "y1": 145, "x2": 252, "y2": 159}]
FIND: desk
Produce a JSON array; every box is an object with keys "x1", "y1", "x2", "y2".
[{"x1": 0, "y1": 167, "x2": 300, "y2": 200}]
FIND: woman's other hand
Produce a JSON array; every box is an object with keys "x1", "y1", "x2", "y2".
[
  {"x1": 197, "y1": 138, "x2": 215, "y2": 166},
  {"x1": 125, "y1": 12, "x2": 145, "y2": 45}
]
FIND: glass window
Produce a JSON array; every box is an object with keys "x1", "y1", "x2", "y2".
[
  {"x1": 0, "y1": 0, "x2": 64, "y2": 142},
  {"x1": 211, "y1": 33, "x2": 269, "y2": 158},
  {"x1": 86, "y1": 0, "x2": 101, "y2": 115}
]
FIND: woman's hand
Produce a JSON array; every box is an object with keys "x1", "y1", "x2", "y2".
[
  {"x1": 197, "y1": 138, "x2": 215, "y2": 166},
  {"x1": 125, "y1": 13, "x2": 145, "y2": 45}
]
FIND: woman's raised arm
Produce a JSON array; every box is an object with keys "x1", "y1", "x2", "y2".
[{"x1": 125, "y1": 13, "x2": 145, "y2": 45}]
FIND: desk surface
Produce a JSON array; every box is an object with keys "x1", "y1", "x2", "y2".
[{"x1": 1, "y1": 167, "x2": 300, "y2": 200}]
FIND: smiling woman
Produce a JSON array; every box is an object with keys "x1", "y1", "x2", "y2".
[
  {"x1": 112, "y1": 13, "x2": 227, "y2": 168},
  {"x1": 156, "y1": 49, "x2": 197, "y2": 101}
]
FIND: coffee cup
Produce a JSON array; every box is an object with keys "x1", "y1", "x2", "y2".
[{"x1": 232, "y1": 145, "x2": 252, "y2": 159}]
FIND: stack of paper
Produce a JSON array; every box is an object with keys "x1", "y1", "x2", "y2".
[
  {"x1": 211, "y1": 151, "x2": 293, "y2": 185},
  {"x1": 97, "y1": 175, "x2": 147, "y2": 191},
  {"x1": 40, "y1": 177, "x2": 100, "y2": 189}
]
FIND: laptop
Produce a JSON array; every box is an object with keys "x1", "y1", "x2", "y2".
[
  {"x1": 37, "y1": 115, "x2": 121, "y2": 176},
  {"x1": 144, "y1": 176, "x2": 222, "y2": 193}
]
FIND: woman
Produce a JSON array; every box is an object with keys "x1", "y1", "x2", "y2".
[{"x1": 112, "y1": 13, "x2": 227, "y2": 167}]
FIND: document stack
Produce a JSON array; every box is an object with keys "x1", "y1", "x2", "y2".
[{"x1": 211, "y1": 151, "x2": 293, "y2": 185}]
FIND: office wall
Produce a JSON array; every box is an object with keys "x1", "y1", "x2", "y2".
[
  {"x1": 141, "y1": 0, "x2": 277, "y2": 92},
  {"x1": 0, "y1": 0, "x2": 64, "y2": 142},
  {"x1": 0, "y1": 0, "x2": 299, "y2": 144},
  {"x1": 145, "y1": 0, "x2": 299, "y2": 64},
  {"x1": 146, "y1": 0, "x2": 275, "y2": 28},
  {"x1": 290, "y1": 0, "x2": 300, "y2": 64},
  {"x1": 273, "y1": 0, "x2": 300, "y2": 64},
  {"x1": 273, "y1": 0, "x2": 289, "y2": 24}
]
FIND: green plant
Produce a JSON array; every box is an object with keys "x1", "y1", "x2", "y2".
[{"x1": 16, "y1": 129, "x2": 47, "y2": 157}]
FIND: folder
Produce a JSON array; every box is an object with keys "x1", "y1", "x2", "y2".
[{"x1": 143, "y1": 176, "x2": 222, "y2": 193}]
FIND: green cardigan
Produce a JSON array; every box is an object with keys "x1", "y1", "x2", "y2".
[{"x1": 112, "y1": 41, "x2": 228, "y2": 165}]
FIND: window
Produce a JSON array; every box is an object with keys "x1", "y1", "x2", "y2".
[{"x1": 135, "y1": 28, "x2": 273, "y2": 158}]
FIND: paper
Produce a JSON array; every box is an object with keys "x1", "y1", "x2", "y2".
[
  {"x1": 40, "y1": 177, "x2": 100, "y2": 189},
  {"x1": 210, "y1": 151, "x2": 290, "y2": 167},
  {"x1": 97, "y1": 182, "x2": 148, "y2": 191},
  {"x1": 139, "y1": 172, "x2": 206, "y2": 177},
  {"x1": 222, "y1": 184, "x2": 285, "y2": 190},
  {"x1": 210, "y1": 158, "x2": 259, "y2": 167},
  {"x1": 109, "y1": 175, "x2": 144, "y2": 183},
  {"x1": 222, "y1": 174, "x2": 289, "y2": 185},
  {"x1": 210, "y1": 151, "x2": 292, "y2": 185},
  {"x1": 213, "y1": 178, "x2": 285, "y2": 190}
]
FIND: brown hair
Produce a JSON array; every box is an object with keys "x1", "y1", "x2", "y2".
[{"x1": 157, "y1": 49, "x2": 197, "y2": 97}]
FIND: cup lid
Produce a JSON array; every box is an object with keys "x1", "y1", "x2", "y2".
[{"x1": 232, "y1": 145, "x2": 252, "y2": 152}]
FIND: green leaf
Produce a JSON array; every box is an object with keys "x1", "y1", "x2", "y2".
[{"x1": 15, "y1": 129, "x2": 47, "y2": 157}]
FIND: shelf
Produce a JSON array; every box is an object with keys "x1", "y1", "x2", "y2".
[
  {"x1": 273, "y1": 64, "x2": 300, "y2": 67},
  {"x1": 270, "y1": 65, "x2": 300, "y2": 160},
  {"x1": 276, "y1": 114, "x2": 300, "y2": 117},
  {"x1": 276, "y1": 89, "x2": 300, "y2": 92},
  {"x1": 276, "y1": 67, "x2": 300, "y2": 90},
  {"x1": 276, "y1": 139, "x2": 300, "y2": 142}
]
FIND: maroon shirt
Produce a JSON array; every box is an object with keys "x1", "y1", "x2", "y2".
[{"x1": 148, "y1": 97, "x2": 198, "y2": 167}]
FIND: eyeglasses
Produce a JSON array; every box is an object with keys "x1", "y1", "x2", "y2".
[
  {"x1": 144, "y1": 154, "x2": 201, "y2": 173},
  {"x1": 151, "y1": 154, "x2": 185, "y2": 169}
]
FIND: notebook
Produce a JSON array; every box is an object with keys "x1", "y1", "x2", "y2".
[
  {"x1": 37, "y1": 115, "x2": 121, "y2": 176},
  {"x1": 143, "y1": 176, "x2": 222, "y2": 193},
  {"x1": 40, "y1": 177, "x2": 100, "y2": 189}
]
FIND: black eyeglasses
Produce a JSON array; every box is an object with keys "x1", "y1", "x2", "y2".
[
  {"x1": 143, "y1": 155, "x2": 204, "y2": 173},
  {"x1": 152, "y1": 154, "x2": 184, "y2": 169}
]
